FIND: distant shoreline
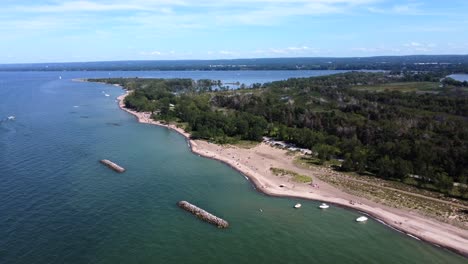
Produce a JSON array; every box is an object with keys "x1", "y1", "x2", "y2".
[
  {"x1": 2, "y1": 54, "x2": 468, "y2": 73},
  {"x1": 104, "y1": 82, "x2": 468, "y2": 258}
]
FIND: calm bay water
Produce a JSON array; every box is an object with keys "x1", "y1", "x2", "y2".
[
  {"x1": 0, "y1": 71, "x2": 466, "y2": 264},
  {"x1": 450, "y1": 74, "x2": 468, "y2": 82}
]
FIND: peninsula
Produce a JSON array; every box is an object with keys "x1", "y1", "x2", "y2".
[{"x1": 88, "y1": 72, "x2": 468, "y2": 256}]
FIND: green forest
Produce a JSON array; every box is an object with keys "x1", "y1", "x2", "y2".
[{"x1": 89, "y1": 71, "x2": 468, "y2": 198}]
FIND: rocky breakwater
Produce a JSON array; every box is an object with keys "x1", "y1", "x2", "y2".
[{"x1": 177, "y1": 201, "x2": 229, "y2": 228}]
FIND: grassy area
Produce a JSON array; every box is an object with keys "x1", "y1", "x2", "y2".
[
  {"x1": 175, "y1": 121, "x2": 190, "y2": 131},
  {"x1": 353, "y1": 82, "x2": 440, "y2": 92},
  {"x1": 270, "y1": 167, "x2": 312, "y2": 183},
  {"x1": 295, "y1": 156, "x2": 342, "y2": 167},
  {"x1": 296, "y1": 156, "x2": 468, "y2": 206},
  {"x1": 293, "y1": 174, "x2": 313, "y2": 183},
  {"x1": 232, "y1": 140, "x2": 260, "y2": 149},
  {"x1": 294, "y1": 156, "x2": 468, "y2": 228}
]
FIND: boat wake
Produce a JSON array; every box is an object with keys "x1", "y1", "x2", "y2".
[{"x1": 1, "y1": 115, "x2": 16, "y2": 122}]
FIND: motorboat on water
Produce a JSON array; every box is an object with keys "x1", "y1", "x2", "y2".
[
  {"x1": 104, "y1": 94, "x2": 110, "y2": 97},
  {"x1": 319, "y1": 203, "x2": 329, "y2": 209},
  {"x1": 356, "y1": 216, "x2": 368, "y2": 222},
  {"x1": 7, "y1": 116, "x2": 15, "y2": 120},
  {"x1": 294, "y1": 203, "x2": 302, "y2": 209}
]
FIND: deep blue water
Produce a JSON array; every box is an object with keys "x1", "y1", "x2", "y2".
[{"x1": 0, "y1": 71, "x2": 466, "y2": 264}]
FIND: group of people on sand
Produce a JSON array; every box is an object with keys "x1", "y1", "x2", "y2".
[
  {"x1": 349, "y1": 200, "x2": 362, "y2": 205},
  {"x1": 310, "y1": 183, "x2": 320, "y2": 189}
]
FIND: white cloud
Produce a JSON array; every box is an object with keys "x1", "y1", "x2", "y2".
[
  {"x1": 2, "y1": 0, "x2": 467, "y2": 62},
  {"x1": 392, "y1": 25, "x2": 460, "y2": 33},
  {"x1": 0, "y1": 0, "x2": 383, "y2": 37},
  {"x1": 139, "y1": 50, "x2": 163, "y2": 56},
  {"x1": 12, "y1": 1, "x2": 184, "y2": 13},
  {"x1": 4, "y1": 0, "x2": 381, "y2": 27},
  {"x1": 351, "y1": 46, "x2": 401, "y2": 53},
  {"x1": 5, "y1": 0, "x2": 380, "y2": 12},
  {"x1": 392, "y1": 4, "x2": 412, "y2": 13},
  {"x1": 212, "y1": 0, "x2": 382, "y2": 25},
  {"x1": 403, "y1": 42, "x2": 436, "y2": 51},
  {"x1": 286, "y1": 46, "x2": 311, "y2": 51},
  {"x1": 352, "y1": 42, "x2": 440, "y2": 55},
  {"x1": 404, "y1": 42, "x2": 422, "y2": 47},
  {"x1": 367, "y1": 2, "x2": 449, "y2": 16},
  {"x1": 251, "y1": 46, "x2": 320, "y2": 57},
  {"x1": 218, "y1": 50, "x2": 237, "y2": 55}
]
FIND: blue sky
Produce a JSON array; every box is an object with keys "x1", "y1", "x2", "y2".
[{"x1": 1, "y1": 0, "x2": 467, "y2": 63}]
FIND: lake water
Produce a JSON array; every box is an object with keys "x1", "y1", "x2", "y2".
[
  {"x1": 449, "y1": 74, "x2": 468, "y2": 82},
  {"x1": 0, "y1": 71, "x2": 466, "y2": 264}
]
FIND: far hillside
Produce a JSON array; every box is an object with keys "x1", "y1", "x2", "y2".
[{"x1": 3, "y1": 55, "x2": 468, "y2": 72}]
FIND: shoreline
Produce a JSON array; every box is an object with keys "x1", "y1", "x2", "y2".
[{"x1": 114, "y1": 90, "x2": 468, "y2": 257}]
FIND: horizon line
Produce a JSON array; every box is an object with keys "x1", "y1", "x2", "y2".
[{"x1": 2, "y1": 54, "x2": 468, "y2": 66}]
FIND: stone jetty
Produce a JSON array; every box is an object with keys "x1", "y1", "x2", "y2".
[
  {"x1": 100, "y1": 159, "x2": 126, "y2": 173},
  {"x1": 177, "y1": 201, "x2": 229, "y2": 228}
]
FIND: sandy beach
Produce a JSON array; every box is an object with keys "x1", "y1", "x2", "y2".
[{"x1": 116, "y1": 92, "x2": 468, "y2": 257}]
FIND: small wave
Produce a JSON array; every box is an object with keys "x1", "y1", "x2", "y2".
[
  {"x1": 375, "y1": 218, "x2": 404, "y2": 233},
  {"x1": 1, "y1": 116, "x2": 16, "y2": 122},
  {"x1": 406, "y1": 233, "x2": 421, "y2": 240},
  {"x1": 0, "y1": 117, "x2": 17, "y2": 132},
  {"x1": 376, "y1": 219, "x2": 386, "y2": 225}
]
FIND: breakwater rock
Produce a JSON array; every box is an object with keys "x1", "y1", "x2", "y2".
[{"x1": 178, "y1": 201, "x2": 229, "y2": 228}]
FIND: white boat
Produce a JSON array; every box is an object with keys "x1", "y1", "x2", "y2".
[
  {"x1": 356, "y1": 216, "x2": 368, "y2": 222},
  {"x1": 7, "y1": 116, "x2": 15, "y2": 120},
  {"x1": 104, "y1": 94, "x2": 110, "y2": 97},
  {"x1": 319, "y1": 203, "x2": 329, "y2": 209},
  {"x1": 294, "y1": 203, "x2": 302, "y2": 209}
]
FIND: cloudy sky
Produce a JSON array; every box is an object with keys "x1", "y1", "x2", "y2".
[{"x1": 1, "y1": 0, "x2": 467, "y2": 63}]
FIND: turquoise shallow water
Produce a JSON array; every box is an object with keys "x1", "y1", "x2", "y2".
[{"x1": 0, "y1": 71, "x2": 466, "y2": 264}]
